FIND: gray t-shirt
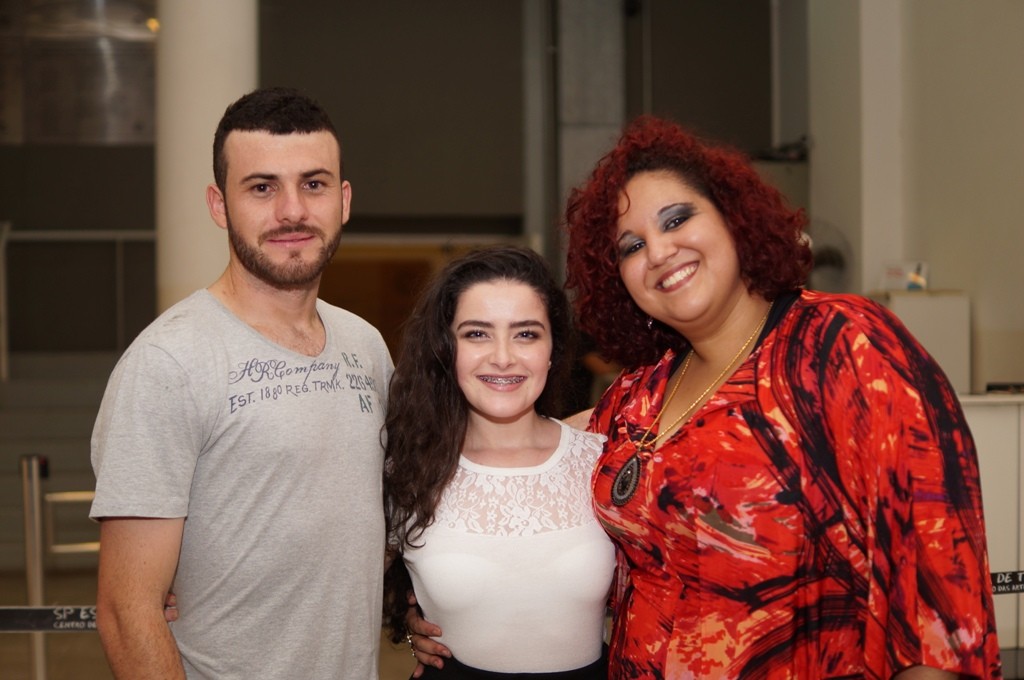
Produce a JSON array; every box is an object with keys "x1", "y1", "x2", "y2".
[{"x1": 91, "y1": 290, "x2": 393, "y2": 680}]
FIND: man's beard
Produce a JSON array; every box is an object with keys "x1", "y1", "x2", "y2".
[{"x1": 226, "y1": 215, "x2": 343, "y2": 289}]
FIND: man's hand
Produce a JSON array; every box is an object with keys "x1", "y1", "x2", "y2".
[{"x1": 405, "y1": 592, "x2": 451, "y2": 677}]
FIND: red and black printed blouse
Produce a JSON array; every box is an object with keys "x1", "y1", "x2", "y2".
[{"x1": 590, "y1": 290, "x2": 1001, "y2": 679}]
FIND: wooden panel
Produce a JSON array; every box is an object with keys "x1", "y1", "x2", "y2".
[{"x1": 320, "y1": 243, "x2": 484, "y2": 357}]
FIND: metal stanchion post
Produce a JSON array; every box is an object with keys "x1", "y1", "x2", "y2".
[{"x1": 21, "y1": 454, "x2": 48, "y2": 680}]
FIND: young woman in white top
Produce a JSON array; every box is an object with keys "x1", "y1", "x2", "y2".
[{"x1": 383, "y1": 246, "x2": 615, "y2": 679}]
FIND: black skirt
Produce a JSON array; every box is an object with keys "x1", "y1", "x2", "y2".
[{"x1": 417, "y1": 647, "x2": 608, "y2": 680}]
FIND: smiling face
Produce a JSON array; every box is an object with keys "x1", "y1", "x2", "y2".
[
  {"x1": 616, "y1": 170, "x2": 750, "y2": 337},
  {"x1": 452, "y1": 280, "x2": 553, "y2": 426},
  {"x1": 207, "y1": 129, "x2": 351, "y2": 289}
]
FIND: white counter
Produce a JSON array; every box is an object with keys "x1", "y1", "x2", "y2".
[{"x1": 960, "y1": 394, "x2": 1024, "y2": 667}]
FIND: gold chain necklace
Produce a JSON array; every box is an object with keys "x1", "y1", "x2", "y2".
[
  {"x1": 635, "y1": 306, "x2": 772, "y2": 452},
  {"x1": 611, "y1": 304, "x2": 773, "y2": 507}
]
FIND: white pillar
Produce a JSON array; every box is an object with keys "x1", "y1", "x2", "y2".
[
  {"x1": 808, "y1": 0, "x2": 905, "y2": 294},
  {"x1": 523, "y1": 0, "x2": 556, "y2": 259},
  {"x1": 808, "y1": 0, "x2": 864, "y2": 293},
  {"x1": 859, "y1": 0, "x2": 904, "y2": 294},
  {"x1": 556, "y1": 0, "x2": 625, "y2": 274},
  {"x1": 557, "y1": 0, "x2": 625, "y2": 195},
  {"x1": 155, "y1": 0, "x2": 257, "y2": 311}
]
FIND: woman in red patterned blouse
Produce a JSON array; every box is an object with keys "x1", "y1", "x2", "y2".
[{"x1": 561, "y1": 116, "x2": 1001, "y2": 679}]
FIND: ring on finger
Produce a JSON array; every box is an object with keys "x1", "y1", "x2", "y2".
[{"x1": 406, "y1": 633, "x2": 416, "y2": 657}]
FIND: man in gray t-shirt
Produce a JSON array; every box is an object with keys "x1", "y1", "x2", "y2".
[{"x1": 90, "y1": 87, "x2": 393, "y2": 680}]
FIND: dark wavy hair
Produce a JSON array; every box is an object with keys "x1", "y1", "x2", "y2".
[
  {"x1": 381, "y1": 245, "x2": 574, "y2": 642},
  {"x1": 212, "y1": 86, "x2": 341, "y2": 192},
  {"x1": 564, "y1": 116, "x2": 812, "y2": 368}
]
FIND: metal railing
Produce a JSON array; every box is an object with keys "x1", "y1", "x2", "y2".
[{"x1": 1, "y1": 454, "x2": 99, "y2": 680}]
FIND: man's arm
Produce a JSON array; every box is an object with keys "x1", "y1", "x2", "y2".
[
  {"x1": 893, "y1": 667, "x2": 955, "y2": 679},
  {"x1": 563, "y1": 408, "x2": 593, "y2": 431},
  {"x1": 406, "y1": 593, "x2": 450, "y2": 675},
  {"x1": 96, "y1": 517, "x2": 186, "y2": 679}
]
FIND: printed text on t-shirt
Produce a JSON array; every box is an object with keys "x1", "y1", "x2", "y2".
[{"x1": 226, "y1": 355, "x2": 379, "y2": 414}]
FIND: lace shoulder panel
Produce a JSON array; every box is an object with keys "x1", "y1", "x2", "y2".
[{"x1": 433, "y1": 427, "x2": 605, "y2": 537}]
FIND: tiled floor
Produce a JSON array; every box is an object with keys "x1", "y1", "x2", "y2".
[{"x1": 0, "y1": 569, "x2": 416, "y2": 679}]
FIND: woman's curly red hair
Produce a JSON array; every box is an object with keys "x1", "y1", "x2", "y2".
[{"x1": 564, "y1": 116, "x2": 812, "y2": 368}]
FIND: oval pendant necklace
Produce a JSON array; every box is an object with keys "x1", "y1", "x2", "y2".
[{"x1": 610, "y1": 306, "x2": 772, "y2": 507}]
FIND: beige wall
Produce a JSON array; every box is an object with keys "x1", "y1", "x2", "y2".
[
  {"x1": 902, "y1": 1, "x2": 1024, "y2": 392},
  {"x1": 809, "y1": 0, "x2": 1024, "y2": 392}
]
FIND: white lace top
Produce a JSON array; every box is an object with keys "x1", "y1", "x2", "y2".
[{"x1": 403, "y1": 420, "x2": 615, "y2": 672}]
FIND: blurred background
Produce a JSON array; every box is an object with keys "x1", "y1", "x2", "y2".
[{"x1": 2, "y1": 1, "x2": 1024, "y2": 677}]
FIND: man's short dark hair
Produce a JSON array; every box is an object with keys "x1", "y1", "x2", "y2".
[{"x1": 212, "y1": 87, "x2": 341, "y2": 192}]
